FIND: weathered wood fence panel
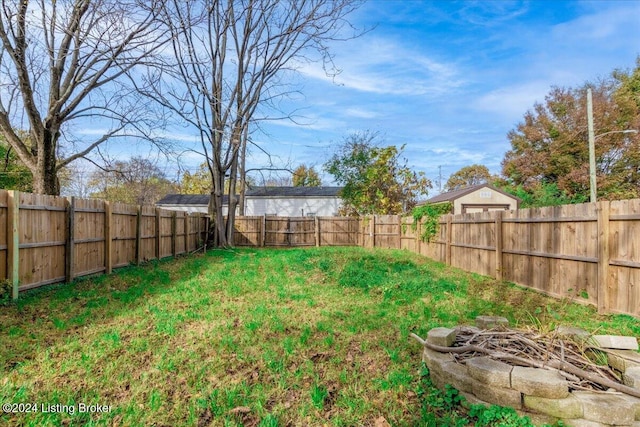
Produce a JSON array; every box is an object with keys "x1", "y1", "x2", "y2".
[
  {"x1": 0, "y1": 191, "x2": 9, "y2": 282},
  {"x1": 608, "y1": 199, "x2": 640, "y2": 317},
  {"x1": 319, "y1": 217, "x2": 360, "y2": 246},
  {"x1": 233, "y1": 215, "x2": 360, "y2": 247},
  {"x1": 18, "y1": 192, "x2": 67, "y2": 290},
  {"x1": 2, "y1": 190, "x2": 208, "y2": 298},
  {"x1": 74, "y1": 198, "x2": 107, "y2": 279},
  {"x1": 406, "y1": 200, "x2": 640, "y2": 317},
  {"x1": 233, "y1": 216, "x2": 262, "y2": 246},
  {"x1": 373, "y1": 215, "x2": 400, "y2": 249}
]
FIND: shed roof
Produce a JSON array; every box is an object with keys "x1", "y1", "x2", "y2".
[
  {"x1": 246, "y1": 186, "x2": 342, "y2": 197},
  {"x1": 156, "y1": 187, "x2": 343, "y2": 206},
  {"x1": 425, "y1": 183, "x2": 518, "y2": 204},
  {"x1": 156, "y1": 194, "x2": 214, "y2": 206}
]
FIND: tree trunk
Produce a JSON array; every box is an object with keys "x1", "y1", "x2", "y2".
[
  {"x1": 209, "y1": 167, "x2": 229, "y2": 248},
  {"x1": 226, "y1": 156, "x2": 239, "y2": 246},
  {"x1": 31, "y1": 130, "x2": 60, "y2": 195}
]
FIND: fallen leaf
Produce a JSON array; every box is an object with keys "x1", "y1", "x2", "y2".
[{"x1": 228, "y1": 406, "x2": 251, "y2": 415}]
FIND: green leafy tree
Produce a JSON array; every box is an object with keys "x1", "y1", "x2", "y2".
[
  {"x1": 292, "y1": 165, "x2": 321, "y2": 187},
  {"x1": 497, "y1": 181, "x2": 586, "y2": 208},
  {"x1": 501, "y1": 60, "x2": 640, "y2": 202},
  {"x1": 445, "y1": 164, "x2": 493, "y2": 191},
  {"x1": 89, "y1": 157, "x2": 177, "y2": 205},
  {"x1": 324, "y1": 131, "x2": 431, "y2": 215}
]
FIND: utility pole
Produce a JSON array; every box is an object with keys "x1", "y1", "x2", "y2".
[
  {"x1": 438, "y1": 165, "x2": 443, "y2": 193},
  {"x1": 587, "y1": 88, "x2": 597, "y2": 203}
]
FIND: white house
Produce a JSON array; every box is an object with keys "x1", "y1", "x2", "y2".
[
  {"x1": 244, "y1": 186, "x2": 342, "y2": 216},
  {"x1": 423, "y1": 184, "x2": 519, "y2": 215},
  {"x1": 156, "y1": 194, "x2": 234, "y2": 215},
  {"x1": 156, "y1": 187, "x2": 343, "y2": 216},
  {"x1": 156, "y1": 194, "x2": 210, "y2": 213}
]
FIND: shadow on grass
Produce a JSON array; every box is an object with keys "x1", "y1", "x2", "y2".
[{"x1": 0, "y1": 249, "x2": 231, "y2": 372}]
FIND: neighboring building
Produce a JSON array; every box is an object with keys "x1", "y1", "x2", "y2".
[
  {"x1": 423, "y1": 184, "x2": 519, "y2": 215},
  {"x1": 156, "y1": 194, "x2": 215, "y2": 214},
  {"x1": 156, "y1": 186, "x2": 343, "y2": 216},
  {"x1": 244, "y1": 186, "x2": 342, "y2": 216}
]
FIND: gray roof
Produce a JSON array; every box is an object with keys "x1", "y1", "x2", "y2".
[
  {"x1": 425, "y1": 183, "x2": 518, "y2": 204},
  {"x1": 246, "y1": 186, "x2": 342, "y2": 197},
  {"x1": 157, "y1": 194, "x2": 214, "y2": 206},
  {"x1": 156, "y1": 187, "x2": 343, "y2": 206}
]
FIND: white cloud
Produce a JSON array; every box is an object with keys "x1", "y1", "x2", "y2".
[
  {"x1": 344, "y1": 107, "x2": 379, "y2": 119},
  {"x1": 299, "y1": 36, "x2": 465, "y2": 96},
  {"x1": 472, "y1": 81, "x2": 553, "y2": 122}
]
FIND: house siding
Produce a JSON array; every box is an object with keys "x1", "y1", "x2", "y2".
[
  {"x1": 245, "y1": 197, "x2": 341, "y2": 216},
  {"x1": 454, "y1": 188, "x2": 518, "y2": 214}
]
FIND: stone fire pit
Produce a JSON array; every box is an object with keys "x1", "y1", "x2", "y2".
[{"x1": 413, "y1": 316, "x2": 640, "y2": 426}]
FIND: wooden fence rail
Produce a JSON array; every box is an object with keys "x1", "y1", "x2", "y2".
[
  {"x1": 233, "y1": 216, "x2": 361, "y2": 247},
  {"x1": 1, "y1": 190, "x2": 208, "y2": 298}
]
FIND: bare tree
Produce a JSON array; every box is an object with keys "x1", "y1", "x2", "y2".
[
  {"x1": 0, "y1": 0, "x2": 169, "y2": 195},
  {"x1": 144, "y1": 0, "x2": 363, "y2": 247}
]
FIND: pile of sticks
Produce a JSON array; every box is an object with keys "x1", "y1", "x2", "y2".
[{"x1": 411, "y1": 326, "x2": 640, "y2": 398}]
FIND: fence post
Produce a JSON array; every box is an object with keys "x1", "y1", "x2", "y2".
[
  {"x1": 597, "y1": 200, "x2": 610, "y2": 314},
  {"x1": 155, "y1": 209, "x2": 161, "y2": 259},
  {"x1": 65, "y1": 196, "x2": 76, "y2": 282},
  {"x1": 135, "y1": 205, "x2": 142, "y2": 265},
  {"x1": 185, "y1": 213, "x2": 191, "y2": 251},
  {"x1": 445, "y1": 215, "x2": 452, "y2": 266},
  {"x1": 370, "y1": 215, "x2": 376, "y2": 248},
  {"x1": 7, "y1": 190, "x2": 20, "y2": 300},
  {"x1": 196, "y1": 213, "x2": 202, "y2": 248},
  {"x1": 105, "y1": 201, "x2": 112, "y2": 274},
  {"x1": 261, "y1": 214, "x2": 266, "y2": 247},
  {"x1": 171, "y1": 211, "x2": 177, "y2": 257},
  {"x1": 397, "y1": 215, "x2": 402, "y2": 249},
  {"x1": 315, "y1": 216, "x2": 320, "y2": 247},
  {"x1": 495, "y1": 210, "x2": 503, "y2": 281},
  {"x1": 415, "y1": 217, "x2": 421, "y2": 254}
]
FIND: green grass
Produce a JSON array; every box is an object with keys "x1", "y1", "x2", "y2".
[{"x1": 0, "y1": 246, "x2": 638, "y2": 426}]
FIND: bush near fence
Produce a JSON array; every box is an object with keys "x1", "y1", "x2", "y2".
[{"x1": 0, "y1": 190, "x2": 208, "y2": 298}]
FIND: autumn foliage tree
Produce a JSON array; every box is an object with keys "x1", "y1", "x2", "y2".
[
  {"x1": 324, "y1": 131, "x2": 431, "y2": 215},
  {"x1": 180, "y1": 163, "x2": 212, "y2": 195},
  {"x1": 445, "y1": 164, "x2": 493, "y2": 191},
  {"x1": 292, "y1": 165, "x2": 321, "y2": 187},
  {"x1": 501, "y1": 60, "x2": 640, "y2": 202}
]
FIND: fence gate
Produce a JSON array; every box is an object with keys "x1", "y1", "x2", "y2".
[{"x1": 264, "y1": 216, "x2": 315, "y2": 246}]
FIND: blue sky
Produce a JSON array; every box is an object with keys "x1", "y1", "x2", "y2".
[
  {"x1": 232, "y1": 0, "x2": 640, "y2": 194},
  {"x1": 90, "y1": 0, "x2": 640, "y2": 196}
]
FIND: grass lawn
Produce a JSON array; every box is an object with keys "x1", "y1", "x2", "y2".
[{"x1": 1, "y1": 246, "x2": 640, "y2": 426}]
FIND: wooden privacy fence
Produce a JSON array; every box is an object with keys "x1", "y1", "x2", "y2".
[
  {"x1": 404, "y1": 200, "x2": 640, "y2": 318},
  {"x1": 1, "y1": 190, "x2": 208, "y2": 299},
  {"x1": 5, "y1": 188, "x2": 640, "y2": 317},
  {"x1": 233, "y1": 203, "x2": 640, "y2": 317},
  {"x1": 233, "y1": 216, "x2": 361, "y2": 247}
]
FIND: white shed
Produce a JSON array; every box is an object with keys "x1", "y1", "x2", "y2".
[
  {"x1": 244, "y1": 186, "x2": 342, "y2": 217},
  {"x1": 423, "y1": 184, "x2": 519, "y2": 215},
  {"x1": 157, "y1": 187, "x2": 344, "y2": 217}
]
